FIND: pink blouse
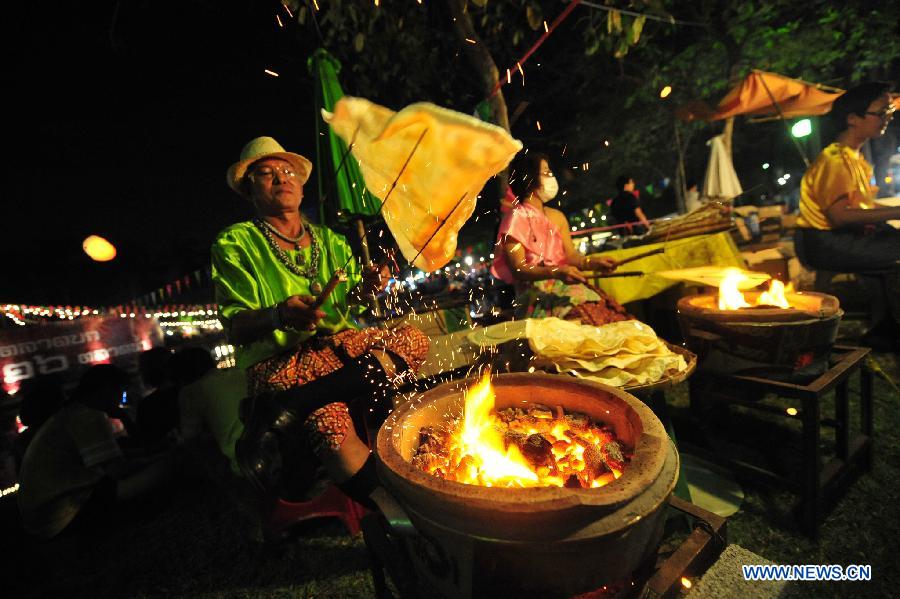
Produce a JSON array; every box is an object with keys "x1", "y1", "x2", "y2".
[{"x1": 490, "y1": 202, "x2": 569, "y2": 284}]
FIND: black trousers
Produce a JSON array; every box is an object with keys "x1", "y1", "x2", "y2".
[
  {"x1": 795, "y1": 226, "x2": 900, "y2": 325},
  {"x1": 794, "y1": 226, "x2": 900, "y2": 273}
]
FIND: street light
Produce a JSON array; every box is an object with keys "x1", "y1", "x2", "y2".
[
  {"x1": 83, "y1": 235, "x2": 116, "y2": 262},
  {"x1": 791, "y1": 118, "x2": 812, "y2": 138}
]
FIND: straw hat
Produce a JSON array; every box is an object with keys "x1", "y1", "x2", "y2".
[{"x1": 226, "y1": 136, "x2": 312, "y2": 193}]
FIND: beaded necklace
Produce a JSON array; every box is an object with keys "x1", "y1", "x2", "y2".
[{"x1": 253, "y1": 217, "x2": 323, "y2": 294}]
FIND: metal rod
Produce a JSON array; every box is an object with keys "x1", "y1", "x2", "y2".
[
  {"x1": 336, "y1": 129, "x2": 430, "y2": 273},
  {"x1": 378, "y1": 127, "x2": 428, "y2": 211},
  {"x1": 757, "y1": 74, "x2": 811, "y2": 168},
  {"x1": 611, "y1": 247, "x2": 664, "y2": 266},
  {"x1": 580, "y1": 270, "x2": 645, "y2": 278}
]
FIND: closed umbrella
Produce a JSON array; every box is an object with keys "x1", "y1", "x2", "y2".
[{"x1": 308, "y1": 49, "x2": 380, "y2": 260}]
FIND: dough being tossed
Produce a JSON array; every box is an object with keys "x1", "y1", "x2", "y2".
[{"x1": 324, "y1": 96, "x2": 521, "y2": 270}]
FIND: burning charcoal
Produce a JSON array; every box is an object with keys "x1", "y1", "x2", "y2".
[
  {"x1": 411, "y1": 452, "x2": 444, "y2": 475},
  {"x1": 600, "y1": 441, "x2": 626, "y2": 472},
  {"x1": 497, "y1": 407, "x2": 527, "y2": 424},
  {"x1": 531, "y1": 408, "x2": 554, "y2": 420},
  {"x1": 551, "y1": 439, "x2": 570, "y2": 454},
  {"x1": 419, "y1": 425, "x2": 449, "y2": 448},
  {"x1": 564, "y1": 474, "x2": 581, "y2": 489},
  {"x1": 521, "y1": 433, "x2": 555, "y2": 467},
  {"x1": 564, "y1": 412, "x2": 591, "y2": 430},
  {"x1": 583, "y1": 444, "x2": 611, "y2": 479},
  {"x1": 452, "y1": 454, "x2": 478, "y2": 481},
  {"x1": 503, "y1": 430, "x2": 528, "y2": 450},
  {"x1": 577, "y1": 471, "x2": 593, "y2": 489},
  {"x1": 554, "y1": 405, "x2": 565, "y2": 421}
]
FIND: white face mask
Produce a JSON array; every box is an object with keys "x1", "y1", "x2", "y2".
[{"x1": 538, "y1": 175, "x2": 559, "y2": 202}]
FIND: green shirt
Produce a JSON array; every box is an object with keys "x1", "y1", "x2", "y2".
[
  {"x1": 178, "y1": 367, "x2": 247, "y2": 474},
  {"x1": 211, "y1": 220, "x2": 364, "y2": 369}
]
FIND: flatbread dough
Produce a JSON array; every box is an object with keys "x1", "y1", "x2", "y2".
[{"x1": 324, "y1": 97, "x2": 521, "y2": 270}]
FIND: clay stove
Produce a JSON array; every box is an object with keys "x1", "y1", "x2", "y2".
[
  {"x1": 678, "y1": 275, "x2": 842, "y2": 381},
  {"x1": 375, "y1": 372, "x2": 678, "y2": 597}
]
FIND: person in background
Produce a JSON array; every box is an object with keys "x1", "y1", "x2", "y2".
[
  {"x1": 212, "y1": 136, "x2": 428, "y2": 506},
  {"x1": 684, "y1": 179, "x2": 701, "y2": 213},
  {"x1": 12, "y1": 375, "x2": 65, "y2": 474},
  {"x1": 136, "y1": 348, "x2": 178, "y2": 447},
  {"x1": 610, "y1": 174, "x2": 651, "y2": 235},
  {"x1": 178, "y1": 365, "x2": 246, "y2": 475},
  {"x1": 171, "y1": 347, "x2": 217, "y2": 389},
  {"x1": 17, "y1": 365, "x2": 173, "y2": 540},
  {"x1": 491, "y1": 151, "x2": 632, "y2": 326},
  {"x1": 794, "y1": 82, "x2": 900, "y2": 350}
]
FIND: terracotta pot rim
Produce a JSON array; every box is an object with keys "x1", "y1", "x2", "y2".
[
  {"x1": 677, "y1": 291, "x2": 841, "y2": 321},
  {"x1": 377, "y1": 372, "x2": 670, "y2": 510}
]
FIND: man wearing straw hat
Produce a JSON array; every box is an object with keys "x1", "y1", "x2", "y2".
[{"x1": 212, "y1": 136, "x2": 428, "y2": 505}]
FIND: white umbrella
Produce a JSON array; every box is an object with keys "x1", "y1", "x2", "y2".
[{"x1": 702, "y1": 134, "x2": 743, "y2": 203}]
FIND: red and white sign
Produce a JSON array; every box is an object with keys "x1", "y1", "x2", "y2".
[{"x1": 0, "y1": 316, "x2": 163, "y2": 394}]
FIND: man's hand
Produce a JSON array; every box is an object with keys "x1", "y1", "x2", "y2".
[
  {"x1": 553, "y1": 264, "x2": 588, "y2": 285},
  {"x1": 280, "y1": 295, "x2": 326, "y2": 331},
  {"x1": 361, "y1": 262, "x2": 392, "y2": 295}
]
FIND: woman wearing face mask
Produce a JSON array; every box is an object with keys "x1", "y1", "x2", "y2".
[{"x1": 491, "y1": 152, "x2": 633, "y2": 325}]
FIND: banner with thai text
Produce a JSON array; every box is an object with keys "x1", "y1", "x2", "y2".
[{"x1": 0, "y1": 317, "x2": 163, "y2": 394}]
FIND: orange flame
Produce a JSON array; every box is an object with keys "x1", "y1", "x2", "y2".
[
  {"x1": 417, "y1": 371, "x2": 625, "y2": 488},
  {"x1": 458, "y1": 372, "x2": 539, "y2": 484},
  {"x1": 718, "y1": 268, "x2": 793, "y2": 310},
  {"x1": 718, "y1": 269, "x2": 751, "y2": 310}
]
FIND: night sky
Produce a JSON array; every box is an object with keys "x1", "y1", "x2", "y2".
[{"x1": 7, "y1": 1, "x2": 321, "y2": 306}]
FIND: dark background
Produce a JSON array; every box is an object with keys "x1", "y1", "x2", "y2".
[
  {"x1": 6, "y1": 1, "x2": 320, "y2": 305},
  {"x1": 5, "y1": 1, "x2": 898, "y2": 307}
]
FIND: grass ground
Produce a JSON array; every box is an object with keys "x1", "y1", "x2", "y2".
[
  {"x1": 667, "y1": 348, "x2": 900, "y2": 598},
  {"x1": 3, "y1": 322, "x2": 898, "y2": 598}
]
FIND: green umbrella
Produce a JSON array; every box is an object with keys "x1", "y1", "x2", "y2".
[{"x1": 308, "y1": 49, "x2": 381, "y2": 230}]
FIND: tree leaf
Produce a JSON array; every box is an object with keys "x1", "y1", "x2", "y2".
[
  {"x1": 526, "y1": 4, "x2": 543, "y2": 31},
  {"x1": 354, "y1": 32, "x2": 365, "y2": 52},
  {"x1": 583, "y1": 25, "x2": 600, "y2": 56},
  {"x1": 630, "y1": 15, "x2": 646, "y2": 45},
  {"x1": 607, "y1": 9, "x2": 622, "y2": 34},
  {"x1": 471, "y1": 0, "x2": 488, "y2": 6}
]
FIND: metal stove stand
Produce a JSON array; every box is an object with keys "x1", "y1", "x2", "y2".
[
  {"x1": 361, "y1": 494, "x2": 727, "y2": 599},
  {"x1": 687, "y1": 345, "x2": 874, "y2": 538}
]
